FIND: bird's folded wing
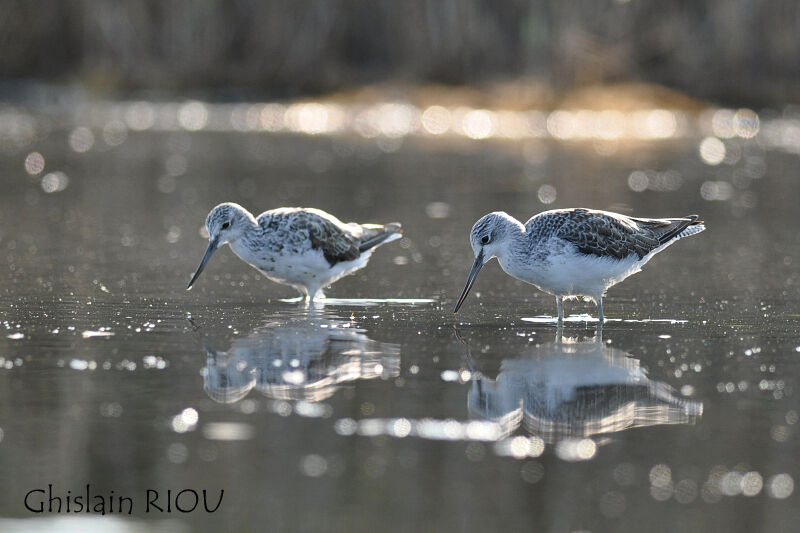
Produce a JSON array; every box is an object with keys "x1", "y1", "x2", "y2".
[
  {"x1": 300, "y1": 214, "x2": 361, "y2": 266},
  {"x1": 554, "y1": 211, "x2": 661, "y2": 260}
]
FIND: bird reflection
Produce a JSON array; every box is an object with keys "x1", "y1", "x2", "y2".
[
  {"x1": 200, "y1": 313, "x2": 399, "y2": 403},
  {"x1": 462, "y1": 329, "x2": 702, "y2": 443}
]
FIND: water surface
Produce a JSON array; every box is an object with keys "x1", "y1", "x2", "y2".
[{"x1": 0, "y1": 102, "x2": 799, "y2": 532}]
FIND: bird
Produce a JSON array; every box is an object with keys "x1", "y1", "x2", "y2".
[
  {"x1": 186, "y1": 202, "x2": 402, "y2": 300},
  {"x1": 453, "y1": 208, "x2": 705, "y2": 322}
]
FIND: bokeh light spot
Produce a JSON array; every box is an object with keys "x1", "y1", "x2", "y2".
[
  {"x1": 421, "y1": 106, "x2": 451, "y2": 135},
  {"x1": 699, "y1": 137, "x2": 726, "y2": 165},
  {"x1": 767, "y1": 474, "x2": 794, "y2": 499},
  {"x1": 178, "y1": 101, "x2": 208, "y2": 131},
  {"x1": 537, "y1": 184, "x2": 557, "y2": 204},
  {"x1": 24, "y1": 152, "x2": 45, "y2": 175},
  {"x1": 733, "y1": 109, "x2": 760, "y2": 138},
  {"x1": 425, "y1": 201, "x2": 451, "y2": 219},
  {"x1": 68, "y1": 127, "x2": 95, "y2": 153},
  {"x1": 300, "y1": 454, "x2": 328, "y2": 477},
  {"x1": 627, "y1": 170, "x2": 648, "y2": 192},
  {"x1": 555, "y1": 438, "x2": 596, "y2": 461},
  {"x1": 102, "y1": 120, "x2": 128, "y2": 146},
  {"x1": 700, "y1": 181, "x2": 733, "y2": 201},
  {"x1": 125, "y1": 101, "x2": 156, "y2": 131},
  {"x1": 41, "y1": 171, "x2": 69, "y2": 193},
  {"x1": 462, "y1": 109, "x2": 497, "y2": 140}
]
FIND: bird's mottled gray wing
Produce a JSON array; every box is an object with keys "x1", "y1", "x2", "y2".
[
  {"x1": 259, "y1": 209, "x2": 361, "y2": 266},
  {"x1": 294, "y1": 212, "x2": 362, "y2": 265},
  {"x1": 530, "y1": 209, "x2": 667, "y2": 260}
]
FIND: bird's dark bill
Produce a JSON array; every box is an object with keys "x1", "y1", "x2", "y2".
[
  {"x1": 186, "y1": 238, "x2": 218, "y2": 290},
  {"x1": 453, "y1": 251, "x2": 484, "y2": 313}
]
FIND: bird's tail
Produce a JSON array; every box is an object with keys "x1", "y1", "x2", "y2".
[
  {"x1": 358, "y1": 223, "x2": 403, "y2": 252},
  {"x1": 633, "y1": 215, "x2": 705, "y2": 245},
  {"x1": 659, "y1": 215, "x2": 705, "y2": 245}
]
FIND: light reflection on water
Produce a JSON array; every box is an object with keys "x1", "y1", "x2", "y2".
[
  {"x1": 0, "y1": 95, "x2": 789, "y2": 232},
  {"x1": 187, "y1": 310, "x2": 702, "y2": 462},
  {"x1": 0, "y1": 516, "x2": 188, "y2": 533},
  {"x1": 198, "y1": 311, "x2": 400, "y2": 403},
  {"x1": 466, "y1": 331, "x2": 702, "y2": 447},
  {"x1": 277, "y1": 297, "x2": 436, "y2": 306},
  {"x1": 3, "y1": 98, "x2": 800, "y2": 151},
  {"x1": 328, "y1": 329, "x2": 702, "y2": 464},
  {"x1": 520, "y1": 314, "x2": 688, "y2": 325}
]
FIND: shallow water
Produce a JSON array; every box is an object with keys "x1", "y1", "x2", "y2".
[{"x1": 1, "y1": 103, "x2": 799, "y2": 532}]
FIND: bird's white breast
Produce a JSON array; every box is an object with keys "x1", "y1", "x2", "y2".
[
  {"x1": 499, "y1": 238, "x2": 645, "y2": 298},
  {"x1": 228, "y1": 237, "x2": 373, "y2": 293},
  {"x1": 229, "y1": 239, "x2": 329, "y2": 283}
]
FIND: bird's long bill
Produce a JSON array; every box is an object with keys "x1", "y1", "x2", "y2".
[
  {"x1": 186, "y1": 238, "x2": 219, "y2": 291},
  {"x1": 453, "y1": 250, "x2": 484, "y2": 314}
]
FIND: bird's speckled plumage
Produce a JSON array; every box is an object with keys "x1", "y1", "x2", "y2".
[
  {"x1": 187, "y1": 203, "x2": 402, "y2": 300},
  {"x1": 256, "y1": 207, "x2": 401, "y2": 266},
  {"x1": 454, "y1": 208, "x2": 705, "y2": 322},
  {"x1": 525, "y1": 208, "x2": 700, "y2": 260}
]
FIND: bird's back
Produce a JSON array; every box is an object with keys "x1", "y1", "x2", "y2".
[
  {"x1": 526, "y1": 208, "x2": 704, "y2": 260},
  {"x1": 255, "y1": 208, "x2": 401, "y2": 266}
]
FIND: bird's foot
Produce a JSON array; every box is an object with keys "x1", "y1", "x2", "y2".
[{"x1": 311, "y1": 289, "x2": 326, "y2": 301}]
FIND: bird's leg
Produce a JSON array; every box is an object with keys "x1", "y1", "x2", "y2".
[
  {"x1": 556, "y1": 296, "x2": 564, "y2": 324},
  {"x1": 302, "y1": 285, "x2": 324, "y2": 302},
  {"x1": 298, "y1": 286, "x2": 314, "y2": 304},
  {"x1": 597, "y1": 297, "x2": 604, "y2": 325}
]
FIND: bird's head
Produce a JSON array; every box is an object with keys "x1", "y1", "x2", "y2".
[
  {"x1": 454, "y1": 212, "x2": 518, "y2": 313},
  {"x1": 468, "y1": 212, "x2": 517, "y2": 261},
  {"x1": 187, "y1": 203, "x2": 255, "y2": 290},
  {"x1": 205, "y1": 202, "x2": 252, "y2": 245}
]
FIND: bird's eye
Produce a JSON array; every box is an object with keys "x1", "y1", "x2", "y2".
[
  {"x1": 480, "y1": 235, "x2": 490, "y2": 244},
  {"x1": 221, "y1": 221, "x2": 230, "y2": 230}
]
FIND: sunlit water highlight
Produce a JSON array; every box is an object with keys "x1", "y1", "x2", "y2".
[
  {"x1": 278, "y1": 297, "x2": 437, "y2": 306},
  {"x1": 4, "y1": 98, "x2": 799, "y2": 153},
  {"x1": 520, "y1": 314, "x2": 689, "y2": 324},
  {"x1": 0, "y1": 517, "x2": 189, "y2": 533}
]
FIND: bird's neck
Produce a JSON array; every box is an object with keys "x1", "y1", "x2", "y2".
[
  {"x1": 227, "y1": 220, "x2": 259, "y2": 257},
  {"x1": 239, "y1": 209, "x2": 259, "y2": 229},
  {"x1": 497, "y1": 223, "x2": 549, "y2": 278},
  {"x1": 495, "y1": 222, "x2": 527, "y2": 264}
]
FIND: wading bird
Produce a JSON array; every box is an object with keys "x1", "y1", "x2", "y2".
[
  {"x1": 187, "y1": 203, "x2": 402, "y2": 300},
  {"x1": 453, "y1": 208, "x2": 704, "y2": 322}
]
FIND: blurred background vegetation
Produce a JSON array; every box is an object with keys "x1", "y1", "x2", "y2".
[{"x1": 1, "y1": 0, "x2": 797, "y2": 105}]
